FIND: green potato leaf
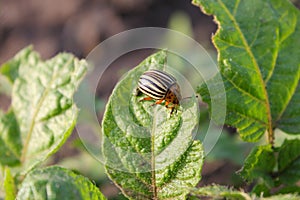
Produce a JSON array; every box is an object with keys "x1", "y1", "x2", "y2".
[
  {"x1": 0, "y1": 46, "x2": 38, "y2": 84},
  {"x1": 276, "y1": 185, "x2": 300, "y2": 196},
  {"x1": 102, "y1": 51, "x2": 204, "y2": 199},
  {"x1": 0, "y1": 47, "x2": 87, "y2": 174},
  {"x1": 16, "y1": 166, "x2": 106, "y2": 200},
  {"x1": 189, "y1": 185, "x2": 300, "y2": 200},
  {"x1": 0, "y1": 110, "x2": 22, "y2": 166},
  {"x1": 238, "y1": 145, "x2": 275, "y2": 186},
  {"x1": 189, "y1": 184, "x2": 252, "y2": 200},
  {"x1": 194, "y1": 0, "x2": 300, "y2": 143},
  {"x1": 278, "y1": 139, "x2": 300, "y2": 185},
  {"x1": 251, "y1": 182, "x2": 271, "y2": 197},
  {"x1": 0, "y1": 46, "x2": 38, "y2": 95},
  {"x1": 4, "y1": 168, "x2": 16, "y2": 200},
  {"x1": 262, "y1": 194, "x2": 300, "y2": 200}
]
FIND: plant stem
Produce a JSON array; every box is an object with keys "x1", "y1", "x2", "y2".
[
  {"x1": 268, "y1": 128, "x2": 275, "y2": 147},
  {"x1": 151, "y1": 109, "x2": 158, "y2": 200}
]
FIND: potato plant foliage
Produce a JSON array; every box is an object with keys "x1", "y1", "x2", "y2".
[
  {"x1": 193, "y1": 0, "x2": 300, "y2": 198},
  {"x1": 0, "y1": 47, "x2": 106, "y2": 200},
  {"x1": 0, "y1": 0, "x2": 299, "y2": 199}
]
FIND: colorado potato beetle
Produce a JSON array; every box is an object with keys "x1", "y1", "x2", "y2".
[{"x1": 137, "y1": 69, "x2": 182, "y2": 114}]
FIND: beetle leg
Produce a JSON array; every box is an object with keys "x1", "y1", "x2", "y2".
[
  {"x1": 167, "y1": 104, "x2": 177, "y2": 115},
  {"x1": 154, "y1": 99, "x2": 164, "y2": 105},
  {"x1": 150, "y1": 98, "x2": 164, "y2": 106},
  {"x1": 165, "y1": 101, "x2": 169, "y2": 107},
  {"x1": 165, "y1": 102, "x2": 175, "y2": 115},
  {"x1": 170, "y1": 107, "x2": 174, "y2": 115},
  {"x1": 139, "y1": 96, "x2": 153, "y2": 102}
]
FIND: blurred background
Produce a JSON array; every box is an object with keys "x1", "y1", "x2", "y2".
[{"x1": 0, "y1": 0, "x2": 299, "y2": 199}]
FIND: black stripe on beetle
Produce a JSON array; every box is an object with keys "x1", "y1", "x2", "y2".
[
  {"x1": 137, "y1": 69, "x2": 182, "y2": 114},
  {"x1": 138, "y1": 77, "x2": 166, "y2": 98},
  {"x1": 138, "y1": 83, "x2": 165, "y2": 99},
  {"x1": 144, "y1": 70, "x2": 176, "y2": 88}
]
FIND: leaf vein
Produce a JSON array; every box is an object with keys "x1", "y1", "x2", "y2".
[
  {"x1": 224, "y1": 75, "x2": 264, "y2": 103},
  {"x1": 228, "y1": 107, "x2": 268, "y2": 127},
  {"x1": 232, "y1": 0, "x2": 240, "y2": 16},
  {"x1": 21, "y1": 57, "x2": 73, "y2": 163},
  {"x1": 265, "y1": 28, "x2": 280, "y2": 84},
  {"x1": 275, "y1": 75, "x2": 300, "y2": 124},
  {"x1": 218, "y1": 0, "x2": 273, "y2": 143}
]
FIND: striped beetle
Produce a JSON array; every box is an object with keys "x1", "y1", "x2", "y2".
[{"x1": 136, "y1": 69, "x2": 182, "y2": 114}]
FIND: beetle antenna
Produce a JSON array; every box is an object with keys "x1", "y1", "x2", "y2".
[{"x1": 182, "y1": 95, "x2": 199, "y2": 100}]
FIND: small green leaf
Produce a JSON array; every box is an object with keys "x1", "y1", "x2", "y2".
[
  {"x1": 278, "y1": 139, "x2": 300, "y2": 171},
  {"x1": 194, "y1": 0, "x2": 300, "y2": 143},
  {"x1": 102, "y1": 51, "x2": 203, "y2": 199},
  {"x1": 4, "y1": 168, "x2": 16, "y2": 200},
  {"x1": 189, "y1": 184, "x2": 252, "y2": 200},
  {"x1": 238, "y1": 145, "x2": 275, "y2": 186},
  {"x1": 16, "y1": 166, "x2": 106, "y2": 200},
  {"x1": 0, "y1": 47, "x2": 87, "y2": 173},
  {"x1": 262, "y1": 194, "x2": 300, "y2": 200},
  {"x1": 0, "y1": 110, "x2": 22, "y2": 166},
  {"x1": 0, "y1": 75, "x2": 12, "y2": 96},
  {"x1": 278, "y1": 139, "x2": 300, "y2": 185},
  {"x1": 276, "y1": 185, "x2": 300, "y2": 195},
  {"x1": 0, "y1": 46, "x2": 39, "y2": 95},
  {"x1": 0, "y1": 46, "x2": 38, "y2": 84},
  {"x1": 251, "y1": 182, "x2": 271, "y2": 197}
]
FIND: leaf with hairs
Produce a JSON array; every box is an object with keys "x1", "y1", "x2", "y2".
[
  {"x1": 194, "y1": 0, "x2": 300, "y2": 143},
  {"x1": 102, "y1": 51, "x2": 203, "y2": 199},
  {"x1": 16, "y1": 166, "x2": 106, "y2": 200},
  {"x1": 0, "y1": 47, "x2": 87, "y2": 174}
]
